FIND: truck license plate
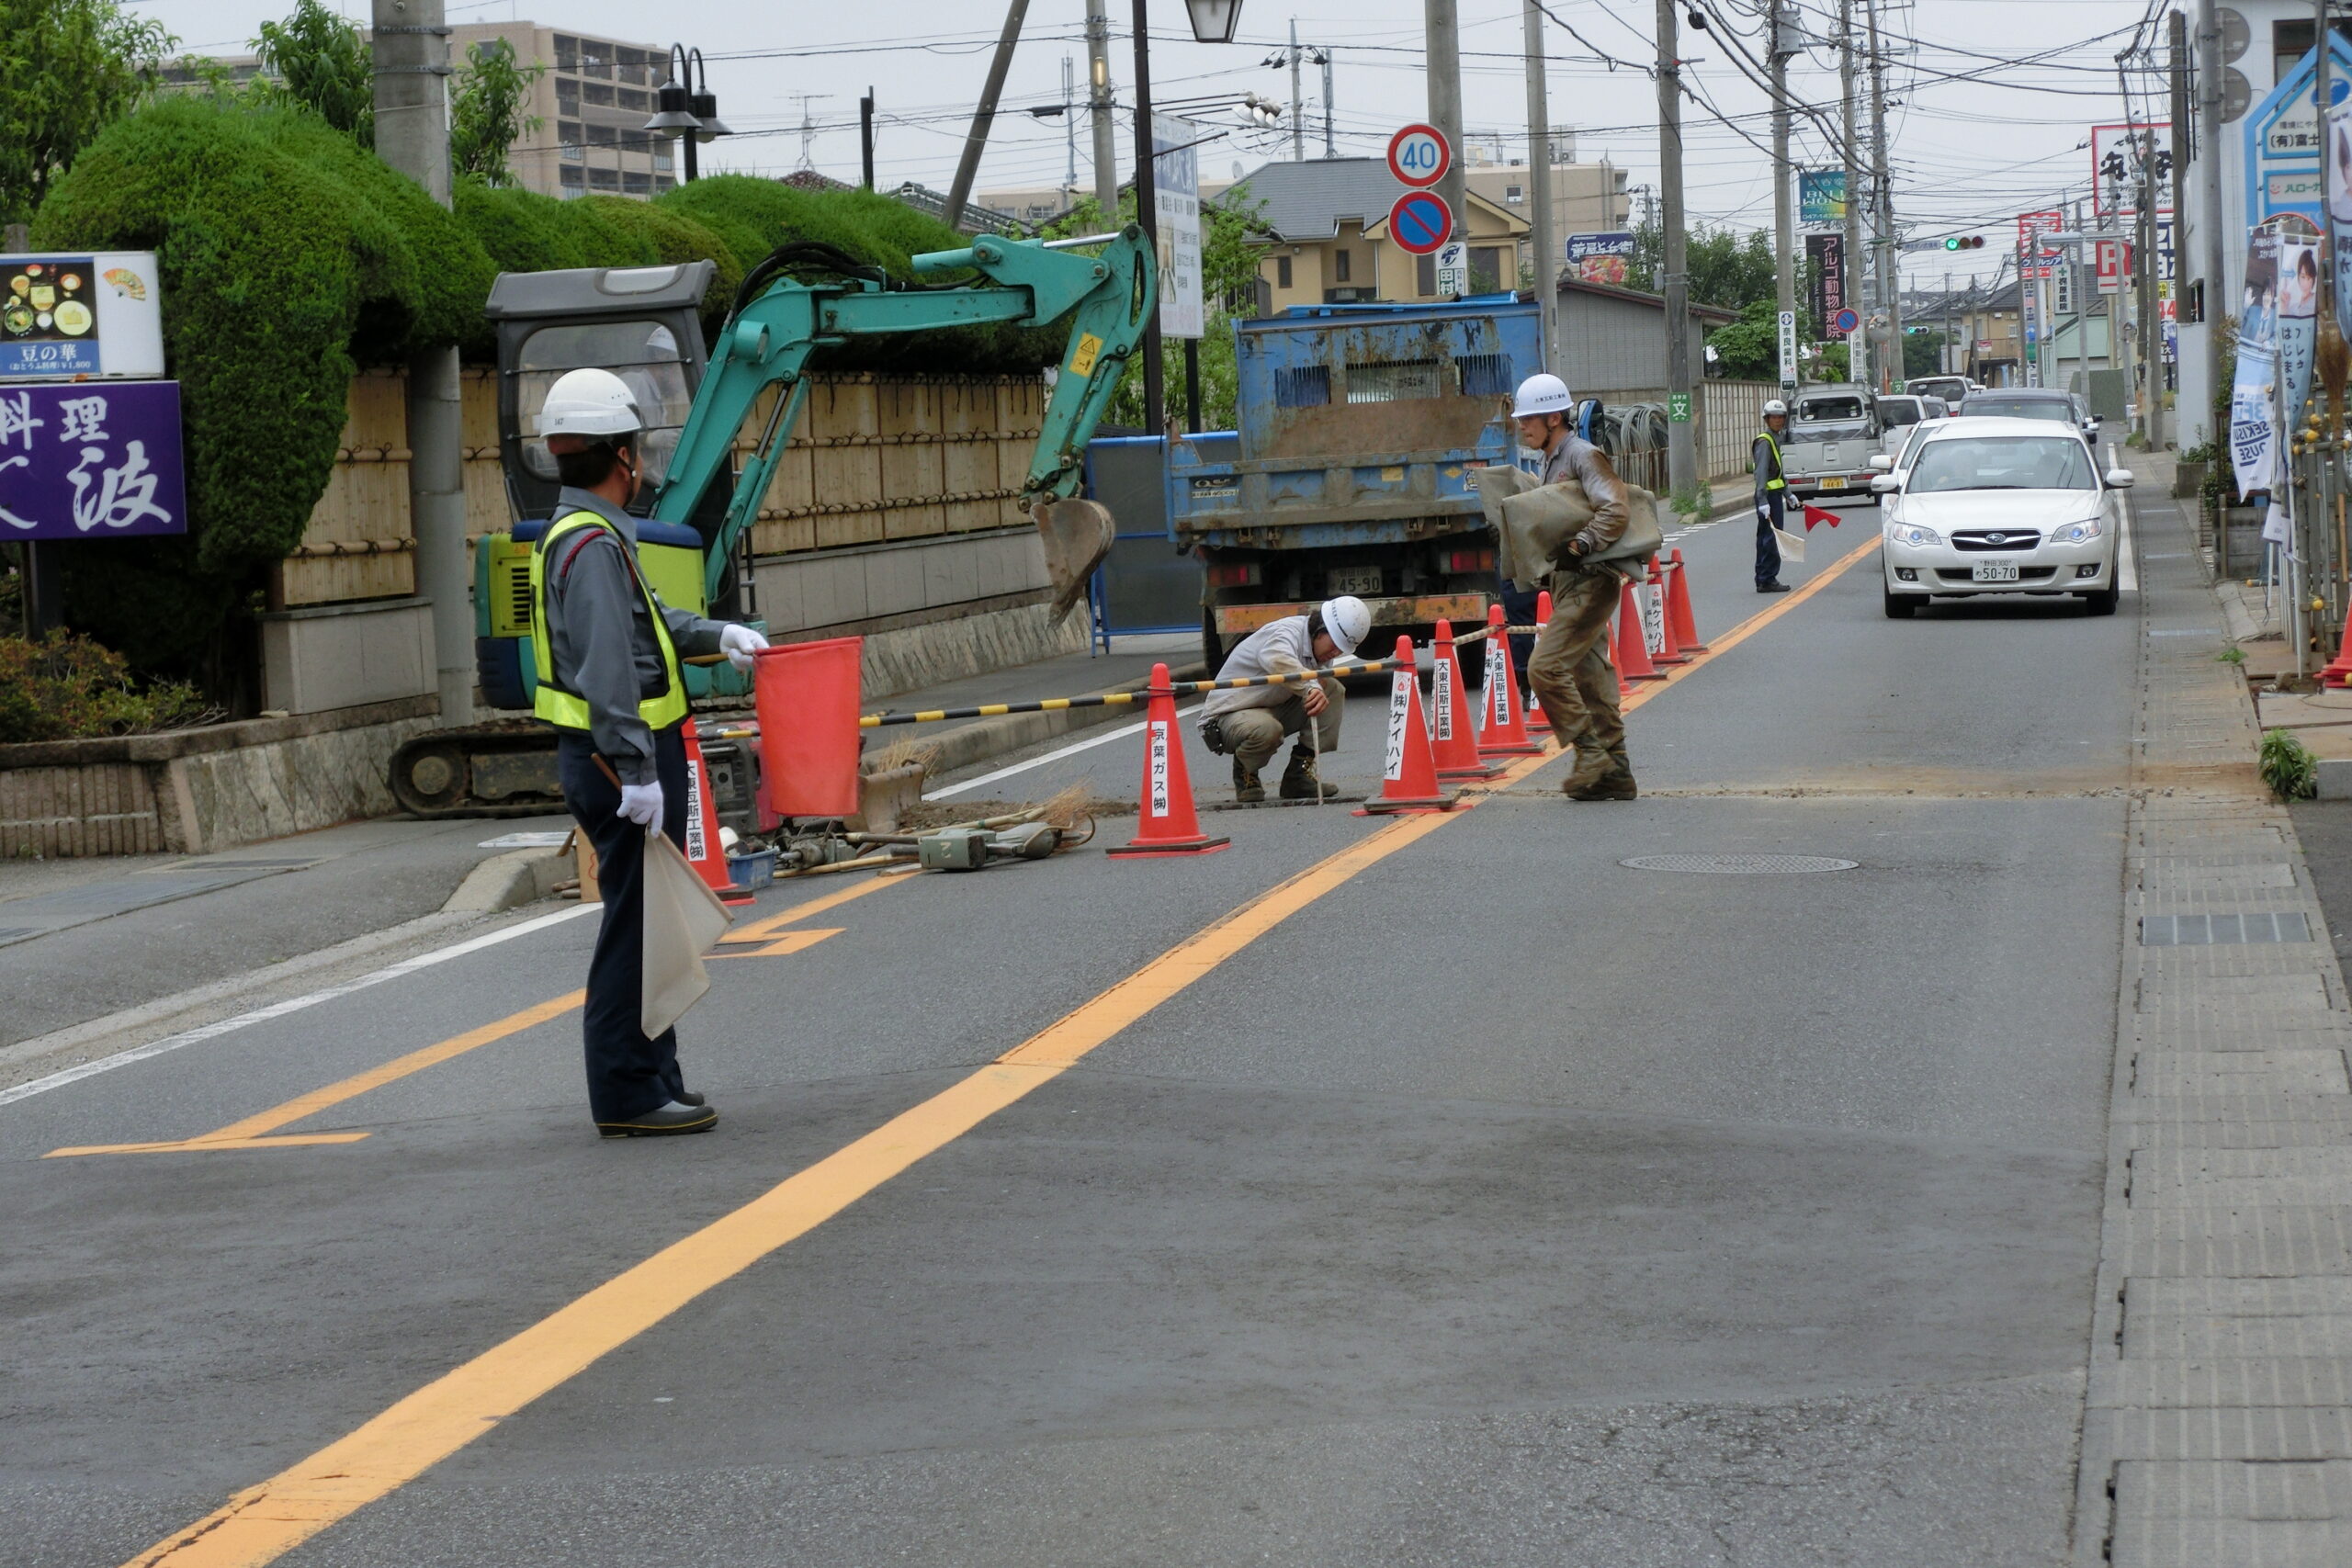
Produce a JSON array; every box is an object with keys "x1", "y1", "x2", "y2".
[
  {"x1": 1972, "y1": 562, "x2": 2020, "y2": 582},
  {"x1": 1329, "y1": 568, "x2": 1383, "y2": 597},
  {"x1": 1818, "y1": 476, "x2": 1847, "y2": 490}
]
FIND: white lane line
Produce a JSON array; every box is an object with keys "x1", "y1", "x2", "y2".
[
  {"x1": 2118, "y1": 486, "x2": 2138, "y2": 593},
  {"x1": 924, "y1": 703, "x2": 1204, "y2": 800},
  {"x1": 0, "y1": 904, "x2": 599, "y2": 1110}
]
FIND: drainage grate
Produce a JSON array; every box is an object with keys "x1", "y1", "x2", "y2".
[
  {"x1": 1621, "y1": 853, "x2": 1859, "y2": 874},
  {"x1": 2141, "y1": 912, "x2": 2312, "y2": 946}
]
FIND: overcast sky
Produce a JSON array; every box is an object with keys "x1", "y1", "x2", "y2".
[{"x1": 126, "y1": 0, "x2": 2168, "y2": 290}]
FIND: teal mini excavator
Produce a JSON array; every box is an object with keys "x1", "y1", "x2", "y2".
[{"x1": 387, "y1": 226, "x2": 1155, "y2": 817}]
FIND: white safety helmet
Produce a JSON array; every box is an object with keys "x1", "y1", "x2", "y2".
[
  {"x1": 1511, "y1": 372, "x2": 1575, "y2": 419},
  {"x1": 536, "y1": 367, "x2": 645, "y2": 440},
  {"x1": 1762, "y1": 399, "x2": 1789, "y2": 418},
  {"x1": 1317, "y1": 594, "x2": 1372, "y2": 658}
]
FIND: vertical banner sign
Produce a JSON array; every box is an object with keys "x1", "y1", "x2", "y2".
[
  {"x1": 1151, "y1": 115, "x2": 1202, "y2": 340},
  {"x1": 1147, "y1": 721, "x2": 1172, "y2": 816},
  {"x1": 1777, "y1": 310, "x2": 1798, "y2": 387},
  {"x1": 1431, "y1": 655, "x2": 1454, "y2": 742},
  {"x1": 2278, "y1": 231, "x2": 2321, "y2": 428},
  {"x1": 1486, "y1": 639, "x2": 1509, "y2": 726},
  {"x1": 684, "y1": 761, "x2": 707, "y2": 864},
  {"x1": 1641, "y1": 583, "x2": 1666, "y2": 656},
  {"x1": 1805, "y1": 233, "x2": 1845, "y2": 324},
  {"x1": 2329, "y1": 96, "x2": 2352, "y2": 344},
  {"x1": 1383, "y1": 669, "x2": 1413, "y2": 782},
  {"x1": 0, "y1": 380, "x2": 187, "y2": 538},
  {"x1": 2231, "y1": 230, "x2": 2283, "y2": 498}
]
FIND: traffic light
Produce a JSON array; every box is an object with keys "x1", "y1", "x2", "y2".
[{"x1": 1942, "y1": 235, "x2": 1987, "y2": 251}]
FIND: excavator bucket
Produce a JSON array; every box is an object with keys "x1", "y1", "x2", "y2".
[{"x1": 1032, "y1": 497, "x2": 1115, "y2": 618}]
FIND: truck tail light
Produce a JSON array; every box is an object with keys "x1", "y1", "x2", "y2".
[
  {"x1": 1445, "y1": 547, "x2": 1495, "y2": 574},
  {"x1": 1207, "y1": 561, "x2": 1262, "y2": 588}
]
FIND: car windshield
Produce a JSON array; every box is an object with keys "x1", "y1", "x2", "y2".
[
  {"x1": 1909, "y1": 435, "x2": 2096, "y2": 493},
  {"x1": 1898, "y1": 423, "x2": 1934, "y2": 468},
  {"x1": 1798, "y1": 396, "x2": 1866, "y2": 423},
  {"x1": 1879, "y1": 398, "x2": 1923, "y2": 427},
  {"x1": 1962, "y1": 398, "x2": 2073, "y2": 423}
]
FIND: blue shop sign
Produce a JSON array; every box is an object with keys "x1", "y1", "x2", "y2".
[{"x1": 0, "y1": 379, "x2": 188, "y2": 540}]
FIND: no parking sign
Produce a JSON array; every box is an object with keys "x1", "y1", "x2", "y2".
[{"x1": 1388, "y1": 191, "x2": 1453, "y2": 255}]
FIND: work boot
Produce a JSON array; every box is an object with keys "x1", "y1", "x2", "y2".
[
  {"x1": 1279, "y1": 745, "x2": 1340, "y2": 801},
  {"x1": 1233, "y1": 758, "x2": 1266, "y2": 804},
  {"x1": 597, "y1": 1101, "x2": 718, "y2": 1138},
  {"x1": 1560, "y1": 744, "x2": 1612, "y2": 795},
  {"x1": 1757, "y1": 581, "x2": 1792, "y2": 593}
]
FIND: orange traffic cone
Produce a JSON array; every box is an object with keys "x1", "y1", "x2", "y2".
[
  {"x1": 1430, "y1": 619, "x2": 1499, "y2": 779},
  {"x1": 2324, "y1": 596, "x2": 2352, "y2": 686},
  {"x1": 1108, "y1": 662, "x2": 1231, "y2": 856},
  {"x1": 1666, "y1": 547, "x2": 1709, "y2": 651},
  {"x1": 1613, "y1": 579, "x2": 1660, "y2": 682},
  {"x1": 1646, "y1": 558, "x2": 1690, "y2": 664},
  {"x1": 1358, "y1": 636, "x2": 1458, "y2": 815},
  {"x1": 681, "y1": 718, "x2": 754, "y2": 906},
  {"x1": 1476, "y1": 603, "x2": 1543, "y2": 756},
  {"x1": 1524, "y1": 590, "x2": 1552, "y2": 734}
]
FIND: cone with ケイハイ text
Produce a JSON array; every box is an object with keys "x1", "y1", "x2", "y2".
[{"x1": 1358, "y1": 636, "x2": 1458, "y2": 815}]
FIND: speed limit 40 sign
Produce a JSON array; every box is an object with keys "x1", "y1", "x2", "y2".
[{"x1": 1387, "y1": 123, "x2": 1451, "y2": 188}]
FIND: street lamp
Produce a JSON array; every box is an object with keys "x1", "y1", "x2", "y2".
[
  {"x1": 644, "y1": 45, "x2": 727, "y2": 183},
  {"x1": 1133, "y1": 1, "x2": 1247, "y2": 434}
]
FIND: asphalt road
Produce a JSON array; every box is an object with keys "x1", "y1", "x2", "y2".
[{"x1": 2, "y1": 493, "x2": 2143, "y2": 1568}]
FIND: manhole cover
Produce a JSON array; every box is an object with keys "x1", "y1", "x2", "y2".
[{"x1": 1620, "y1": 853, "x2": 1858, "y2": 874}]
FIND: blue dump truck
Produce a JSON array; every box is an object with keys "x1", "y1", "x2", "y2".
[{"x1": 1167, "y1": 298, "x2": 1540, "y2": 666}]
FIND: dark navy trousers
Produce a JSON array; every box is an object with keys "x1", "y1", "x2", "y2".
[
  {"x1": 1756, "y1": 491, "x2": 1786, "y2": 586},
  {"x1": 557, "y1": 726, "x2": 692, "y2": 1123}
]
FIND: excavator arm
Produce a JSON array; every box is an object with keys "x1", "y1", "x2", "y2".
[{"x1": 651, "y1": 225, "x2": 1157, "y2": 616}]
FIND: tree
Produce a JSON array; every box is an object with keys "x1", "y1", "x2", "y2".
[
  {"x1": 250, "y1": 0, "x2": 371, "y2": 148},
  {"x1": 1626, "y1": 220, "x2": 1779, "y2": 311},
  {"x1": 0, "y1": 0, "x2": 175, "y2": 225},
  {"x1": 449, "y1": 38, "x2": 544, "y2": 186},
  {"x1": 1707, "y1": 297, "x2": 1825, "y2": 382}
]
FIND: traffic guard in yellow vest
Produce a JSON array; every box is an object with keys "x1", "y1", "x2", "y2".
[{"x1": 530, "y1": 367, "x2": 768, "y2": 1137}]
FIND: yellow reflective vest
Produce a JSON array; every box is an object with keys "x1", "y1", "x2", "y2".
[
  {"x1": 528, "y1": 509, "x2": 688, "y2": 733},
  {"x1": 1755, "y1": 430, "x2": 1786, "y2": 491}
]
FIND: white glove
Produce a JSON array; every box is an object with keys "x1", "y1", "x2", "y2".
[
  {"x1": 617, "y1": 780, "x2": 664, "y2": 828},
  {"x1": 1757, "y1": 504, "x2": 1773, "y2": 521},
  {"x1": 720, "y1": 624, "x2": 771, "y2": 672}
]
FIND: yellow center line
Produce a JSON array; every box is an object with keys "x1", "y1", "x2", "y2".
[
  {"x1": 120, "y1": 535, "x2": 1882, "y2": 1567},
  {"x1": 718, "y1": 869, "x2": 900, "y2": 945}
]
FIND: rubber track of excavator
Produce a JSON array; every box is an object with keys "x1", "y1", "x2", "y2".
[{"x1": 387, "y1": 725, "x2": 567, "y2": 818}]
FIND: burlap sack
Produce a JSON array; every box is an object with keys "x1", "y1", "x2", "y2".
[{"x1": 1471, "y1": 465, "x2": 1582, "y2": 589}]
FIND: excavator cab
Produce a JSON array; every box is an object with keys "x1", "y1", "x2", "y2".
[{"x1": 474, "y1": 262, "x2": 752, "y2": 711}]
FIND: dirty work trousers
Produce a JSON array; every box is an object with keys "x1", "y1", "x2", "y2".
[
  {"x1": 1756, "y1": 490, "x2": 1786, "y2": 587},
  {"x1": 1526, "y1": 565, "x2": 1626, "y2": 759},
  {"x1": 1217, "y1": 677, "x2": 1344, "y2": 773},
  {"x1": 557, "y1": 725, "x2": 692, "y2": 1124}
]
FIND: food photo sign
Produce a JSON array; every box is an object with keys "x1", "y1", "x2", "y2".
[{"x1": 0, "y1": 251, "x2": 164, "y2": 380}]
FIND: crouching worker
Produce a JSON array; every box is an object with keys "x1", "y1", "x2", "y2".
[
  {"x1": 530, "y1": 367, "x2": 770, "y2": 1138},
  {"x1": 1198, "y1": 595, "x2": 1371, "y2": 803}
]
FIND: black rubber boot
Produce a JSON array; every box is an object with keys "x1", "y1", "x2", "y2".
[
  {"x1": 1233, "y1": 758, "x2": 1266, "y2": 804},
  {"x1": 1279, "y1": 745, "x2": 1340, "y2": 801},
  {"x1": 598, "y1": 1101, "x2": 718, "y2": 1138}
]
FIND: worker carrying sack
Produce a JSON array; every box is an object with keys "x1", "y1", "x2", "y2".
[{"x1": 1471, "y1": 464, "x2": 1666, "y2": 588}]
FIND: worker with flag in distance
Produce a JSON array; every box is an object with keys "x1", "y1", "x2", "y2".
[
  {"x1": 1196, "y1": 596, "x2": 1370, "y2": 804},
  {"x1": 528, "y1": 367, "x2": 770, "y2": 1139},
  {"x1": 1512, "y1": 374, "x2": 1641, "y2": 802},
  {"x1": 1753, "y1": 398, "x2": 1793, "y2": 593}
]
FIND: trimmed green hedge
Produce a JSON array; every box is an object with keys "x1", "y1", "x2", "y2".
[{"x1": 28, "y1": 99, "x2": 1061, "y2": 682}]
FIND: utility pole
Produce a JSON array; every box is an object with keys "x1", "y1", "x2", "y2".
[
  {"x1": 1086, "y1": 0, "x2": 1119, "y2": 213},
  {"x1": 1424, "y1": 0, "x2": 1469, "y2": 259},
  {"x1": 1062, "y1": 55, "x2": 1078, "y2": 191},
  {"x1": 2196, "y1": 0, "x2": 2225, "y2": 449},
  {"x1": 1839, "y1": 0, "x2": 1866, "y2": 389},
  {"x1": 372, "y1": 0, "x2": 470, "y2": 727},
  {"x1": 944, "y1": 0, "x2": 1030, "y2": 231},
  {"x1": 1130, "y1": 0, "x2": 1163, "y2": 435},
  {"x1": 1770, "y1": 0, "x2": 1796, "y2": 322},
  {"x1": 1524, "y1": 0, "x2": 1558, "y2": 377},
  {"x1": 1290, "y1": 18, "x2": 1305, "y2": 161},
  {"x1": 1321, "y1": 48, "x2": 1337, "y2": 157},
  {"x1": 1867, "y1": 0, "x2": 1901, "y2": 389},
  {"x1": 1657, "y1": 0, "x2": 1697, "y2": 494},
  {"x1": 860, "y1": 89, "x2": 876, "y2": 190}
]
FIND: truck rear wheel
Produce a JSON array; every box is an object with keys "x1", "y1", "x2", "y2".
[{"x1": 1201, "y1": 605, "x2": 1224, "y2": 671}]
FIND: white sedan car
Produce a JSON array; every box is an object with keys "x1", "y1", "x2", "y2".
[{"x1": 1874, "y1": 417, "x2": 2132, "y2": 618}]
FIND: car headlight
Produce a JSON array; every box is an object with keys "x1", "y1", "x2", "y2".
[
  {"x1": 2051, "y1": 518, "x2": 2103, "y2": 545},
  {"x1": 1886, "y1": 522, "x2": 1941, "y2": 547}
]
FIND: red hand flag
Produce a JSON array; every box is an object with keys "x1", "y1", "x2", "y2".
[{"x1": 1803, "y1": 502, "x2": 1841, "y2": 532}]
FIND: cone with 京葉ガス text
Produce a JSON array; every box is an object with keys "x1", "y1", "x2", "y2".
[
  {"x1": 1611, "y1": 577, "x2": 1660, "y2": 682},
  {"x1": 1665, "y1": 547, "x2": 1708, "y2": 652},
  {"x1": 681, "y1": 719, "x2": 753, "y2": 905},
  {"x1": 1108, "y1": 662, "x2": 1230, "y2": 856},
  {"x1": 1430, "y1": 619, "x2": 1500, "y2": 779},
  {"x1": 1476, "y1": 602, "x2": 1543, "y2": 756},
  {"x1": 1358, "y1": 635, "x2": 1459, "y2": 815},
  {"x1": 1645, "y1": 558, "x2": 1690, "y2": 664}
]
